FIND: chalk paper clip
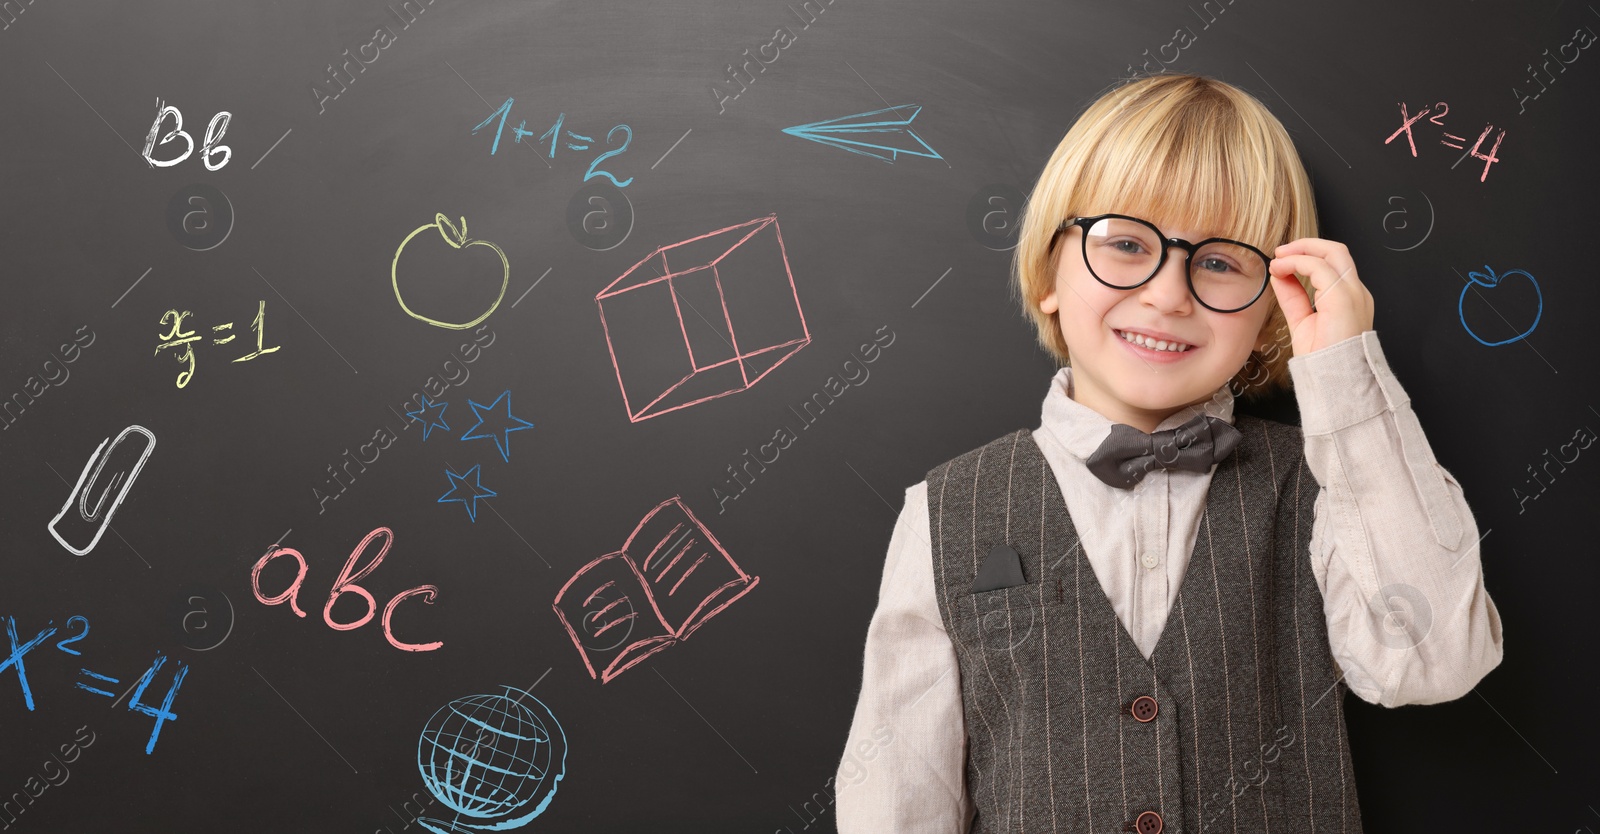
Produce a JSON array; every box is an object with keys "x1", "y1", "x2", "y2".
[{"x1": 48, "y1": 424, "x2": 156, "y2": 556}]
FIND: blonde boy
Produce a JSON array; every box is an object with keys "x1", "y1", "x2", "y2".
[{"x1": 836, "y1": 73, "x2": 1503, "y2": 833}]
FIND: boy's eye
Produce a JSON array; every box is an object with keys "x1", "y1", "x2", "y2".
[
  {"x1": 1196, "y1": 255, "x2": 1239, "y2": 274},
  {"x1": 1108, "y1": 239, "x2": 1149, "y2": 255}
]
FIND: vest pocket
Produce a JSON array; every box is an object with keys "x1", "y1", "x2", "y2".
[{"x1": 950, "y1": 582, "x2": 1066, "y2": 654}]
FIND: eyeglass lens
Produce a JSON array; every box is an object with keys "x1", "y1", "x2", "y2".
[{"x1": 1081, "y1": 217, "x2": 1267, "y2": 311}]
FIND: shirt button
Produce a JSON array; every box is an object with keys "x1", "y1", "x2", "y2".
[{"x1": 1141, "y1": 552, "x2": 1158, "y2": 568}]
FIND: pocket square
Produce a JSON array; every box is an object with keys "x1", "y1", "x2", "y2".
[{"x1": 971, "y1": 544, "x2": 1027, "y2": 593}]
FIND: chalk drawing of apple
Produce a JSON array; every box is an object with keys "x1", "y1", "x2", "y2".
[
  {"x1": 391, "y1": 213, "x2": 509, "y2": 330},
  {"x1": 1458, "y1": 264, "x2": 1541, "y2": 346}
]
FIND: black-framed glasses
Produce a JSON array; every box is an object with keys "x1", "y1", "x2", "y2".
[{"x1": 1050, "y1": 213, "x2": 1272, "y2": 313}]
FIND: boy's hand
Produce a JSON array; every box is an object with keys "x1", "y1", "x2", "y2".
[{"x1": 1268, "y1": 238, "x2": 1375, "y2": 355}]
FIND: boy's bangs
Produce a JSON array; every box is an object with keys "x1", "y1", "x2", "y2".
[{"x1": 1070, "y1": 105, "x2": 1284, "y2": 256}]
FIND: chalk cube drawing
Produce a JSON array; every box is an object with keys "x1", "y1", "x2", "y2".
[
  {"x1": 594, "y1": 215, "x2": 810, "y2": 422},
  {"x1": 553, "y1": 496, "x2": 758, "y2": 683}
]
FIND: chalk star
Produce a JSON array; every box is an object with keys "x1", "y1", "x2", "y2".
[
  {"x1": 406, "y1": 395, "x2": 451, "y2": 441},
  {"x1": 437, "y1": 464, "x2": 497, "y2": 522},
  {"x1": 459, "y1": 389, "x2": 534, "y2": 463}
]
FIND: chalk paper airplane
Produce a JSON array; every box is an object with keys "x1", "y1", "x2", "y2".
[{"x1": 781, "y1": 105, "x2": 942, "y2": 163}]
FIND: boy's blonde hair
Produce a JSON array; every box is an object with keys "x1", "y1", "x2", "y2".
[{"x1": 1011, "y1": 72, "x2": 1320, "y2": 400}]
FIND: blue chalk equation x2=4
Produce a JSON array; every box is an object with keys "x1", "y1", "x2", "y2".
[{"x1": 1, "y1": 614, "x2": 189, "y2": 754}]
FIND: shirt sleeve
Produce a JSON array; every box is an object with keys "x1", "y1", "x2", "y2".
[
  {"x1": 835, "y1": 480, "x2": 974, "y2": 833},
  {"x1": 1290, "y1": 330, "x2": 1505, "y2": 707}
]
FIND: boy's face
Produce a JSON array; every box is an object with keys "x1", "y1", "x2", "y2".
[{"x1": 1039, "y1": 220, "x2": 1274, "y2": 433}]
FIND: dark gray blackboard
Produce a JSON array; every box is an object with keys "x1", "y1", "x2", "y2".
[{"x1": 0, "y1": 0, "x2": 1594, "y2": 831}]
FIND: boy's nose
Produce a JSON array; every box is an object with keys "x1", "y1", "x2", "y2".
[{"x1": 1138, "y1": 251, "x2": 1193, "y2": 309}]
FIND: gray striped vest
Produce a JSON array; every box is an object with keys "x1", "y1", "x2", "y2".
[{"x1": 926, "y1": 414, "x2": 1363, "y2": 834}]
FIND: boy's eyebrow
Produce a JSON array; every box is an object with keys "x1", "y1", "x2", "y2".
[
  {"x1": 1198, "y1": 226, "x2": 1264, "y2": 247},
  {"x1": 1126, "y1": 213, "x2": 1264, "y2": 248},
  {"x1": 1141, "y1": 216, "x2": 1230, "y2": 242},
  {"x1": 1166, "y1": 225, "x2": 1233, "y2": 243}
]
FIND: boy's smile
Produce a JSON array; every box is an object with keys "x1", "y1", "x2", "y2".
[{"x1": 1039, "y1": 221, "x2": 1275, "y2": 434}]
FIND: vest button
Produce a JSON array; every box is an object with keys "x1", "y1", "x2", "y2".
[
  {"x1": 1134, "y1": 810, "x2": 1163, "y2": 834},
  {"x1": 1128, "y1": 694, "x2": 1158, "y2": 722}
]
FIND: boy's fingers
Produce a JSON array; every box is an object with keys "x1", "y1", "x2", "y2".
[{"x1": 1269, "y1": 269, "x2": 1315, "y2": 329}]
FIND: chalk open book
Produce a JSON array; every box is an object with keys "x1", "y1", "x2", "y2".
[{"x1": 553, "y1": 496, "x2": 759, "y2": 683}]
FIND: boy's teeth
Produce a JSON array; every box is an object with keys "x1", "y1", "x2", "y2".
[{"x1": 1118, "y1": 329, "x2": 1191, "y2": 352}]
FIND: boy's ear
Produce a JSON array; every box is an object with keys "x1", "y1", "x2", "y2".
[{"x1": 1039, "y1": 288, "x2": 1058, "y2": 314}]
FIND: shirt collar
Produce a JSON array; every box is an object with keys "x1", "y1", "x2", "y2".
[{"x1": 1035, "y1": 365, "x2": 1236, "y2": 462}]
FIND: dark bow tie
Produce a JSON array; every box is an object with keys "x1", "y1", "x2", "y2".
[{"x1": 1085, "y1": 413, "x2": 1242, "y2": 489}]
